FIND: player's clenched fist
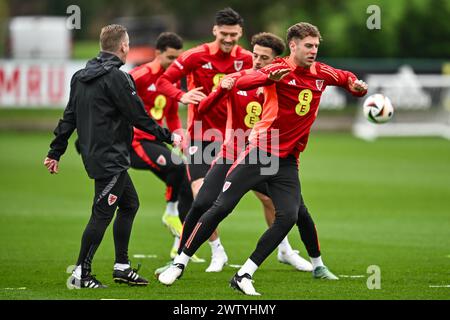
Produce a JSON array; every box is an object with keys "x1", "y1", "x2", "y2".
[
  {"x1": 220, "y1": 77, "x2": 235, "y2": 90},
  {"x1": 171, "y1": 132, "x2": 183, "y2": 148},
  {"x1": 44, "y1": 157, "x2": 59, "y2": 174},
  {"x1": 348, "y1": 78, "x2": 368, "y2": 92}
]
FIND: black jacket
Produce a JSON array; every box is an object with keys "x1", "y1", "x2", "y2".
[{"x1": 47, "y1": 52, "x2": 173, "y2": 179}]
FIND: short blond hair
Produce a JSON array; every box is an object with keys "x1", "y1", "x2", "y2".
[{"x1": 100, "y1": 24, "x2": 127, "y2": 52}]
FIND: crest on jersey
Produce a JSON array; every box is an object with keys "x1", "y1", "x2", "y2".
[
  {"x1": 188, "y1": 146, "x2": 198, "y2": 155},
  {"x1": 156, "y1": 155, "x2": 167, "y2": 166},
  {"x1": 234, "y1": 60, "x2": 243, "y2": 71},
  {"x1": 222, "y1": 181, "x2": 232, "y2": 192},
  {"x1": 108, "y1": 194, "x2": 118, "y2": 206},
  {"x1": 316, "y1": 80, "x2": 324, "y2": 91}
]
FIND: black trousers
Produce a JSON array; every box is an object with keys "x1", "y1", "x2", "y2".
[
  {"x1": 182, "y1": 147, "x2": 321, "y2": 266},
  {"x1": 130, "y1": 139, "x2": 193, "y2": 221},
  {"x1": 179, "y1": 158, "x2": 268, "y2": 253},
  {"x1": 185, "y1": 140, "x2": 222, "y2": 182},
  {"x1": 76, "y1": 170, "x2": 139, "y2": 275}
]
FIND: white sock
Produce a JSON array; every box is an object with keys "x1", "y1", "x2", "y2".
[
  {"x1": 237, "y1": 259, "x2": 258, "y2": 277},
  {"x1": 172, "y1": 236, "x2": 180, "y2": 250},
  {"x1": 73, "y1": 265, "x2": 82, "y2": 278},
  {"x1": 278, "y1": 236, "x2": 294, "y2": 255},
  {"x1": 209, "y1": 238, "x2": 224, "y2": 254},
  {"x1": 114, "y1": 263, "x2": 130, "y2": 271},
  {"x1": 311, "y1": 256, "x2": 324, "y2": 269},
  {"x1": 174, "y1": 252, "x2": 190, "y2": 267},
  {"x1": 165, "y1": 201, "x2": 178, "y2": 216}
]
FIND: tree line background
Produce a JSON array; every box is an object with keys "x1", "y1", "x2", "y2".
[{"x1": 1, "y1": 0, "x2": 449, "y2": 58}]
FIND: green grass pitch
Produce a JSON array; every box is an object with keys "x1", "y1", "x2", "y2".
[{"x1": 0, "y1": 131, "x2": 449, "y2": 300}]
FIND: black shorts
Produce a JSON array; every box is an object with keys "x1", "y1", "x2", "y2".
[
  {"x1": 192, "y1": 156, "x2": 270, "y2": 214},
  {"x1": 185, "y1": 140, "x2": 222, "y2": 182},
  {"x1": 130, "y1": 139, "x2": 187, "y2": 202},
  {"x1": 252, "y1": 182, "x2": 270, "y2": 197},
  {"x1": 130, "y1": 139, "x2": 183, "y2": 177}
]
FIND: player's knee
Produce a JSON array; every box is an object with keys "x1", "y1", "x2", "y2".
[
  {"x1": 296, "y1": 204, "x2": 311, "y2": 223},
  {"x1": 191, "y1": 196, "x2": 213, "y2": 217},
  {"x1": 130, "y1": 198, "x2": 140, "y2": 214},
  {"x1": 121, "y1": 198, "x2": 140, "y2": 217},
  {"x1": 261, "y1": 198, "x2": 275, "y2": 212},
  {"x1": 190, "y1": 178, "x2": 204, "y2": 196},
  {"x1": 282, "y1": 208, "x2": 299, "y2": 227},
  {"x1": 91, "y1": 207, "x2": 115, "y2": 225},
  {"x1": 211, "y1": 198, "x2": 235, "y2": 220}
]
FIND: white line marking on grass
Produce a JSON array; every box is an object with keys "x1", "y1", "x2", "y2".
[
  {"x1": 100, "y1": 299, "x2": 129, "y2": 300},
  {"x1": 429, "y1": 285, "x2": 450, "y2": 288},
  {"x1": 2, "y1": 287, "x2": 27, "y2": 290},
  {"x1": 133, "y1": 254, "x2": 158, "y2": 259},
  {"x1": 338, "y1": 275, "x2": 366, "y2": 278},
  {"x1": 228, "y1": 264, "x2": 242, "y2": 268}
]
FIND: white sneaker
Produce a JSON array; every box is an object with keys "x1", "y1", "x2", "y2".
[
  {"x1": 158, "y1": 263, "x2": 184, "y2": 286},
  {"x1": 278, "y1": 250, "x2": 313, "y2": 272},
  {"x1": 230, "y1": 273, "x2": 261, "y2": 296},
  {"x1": 205, "y1": 249, "x2": 228, "y2": 272}
]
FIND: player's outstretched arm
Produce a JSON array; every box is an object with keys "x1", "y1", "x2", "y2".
[
  {"x1": 156, "y1": 63, "x2": 187, "y2": 102},
  {"x1": 157, "y1": 47, "x2": 206, "y2": 103},
  {"x1": 321, "y1": 64, "x2": 368, "y2": 97},
  {"x1": 197, "y1": 77, "x2": 234, "y2": 115},
  {"x1": 111, "y1": 71, "x2": 172, "y2": 144},
  {"x1": 236, "y1": 67, "x2": 290, "y2": 91},
  {"x1": 235, "y1": 70, "x2": 271, "y2": 91}
]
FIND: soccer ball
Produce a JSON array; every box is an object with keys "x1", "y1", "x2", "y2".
[{"x1": 363, "y1": 94, "x2": 394, "y2": 124}]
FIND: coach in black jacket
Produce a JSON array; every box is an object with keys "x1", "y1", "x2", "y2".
[{"x1": 44, "y1": 25, "x2": 182, "y2": 288}]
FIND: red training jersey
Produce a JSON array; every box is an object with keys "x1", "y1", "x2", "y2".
[
  {"x1": 129, "y1": 60, "x2": 182, "y2": 142},
  {"x1": 235, "y1": 57, "x2": 367, "y2": 159},
  {"x1": 156, "y1": 42, "x2": 252, "y2": 142},
  {"x1": 198, "y1": 69, "x2": 264, "y2": 161}
]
